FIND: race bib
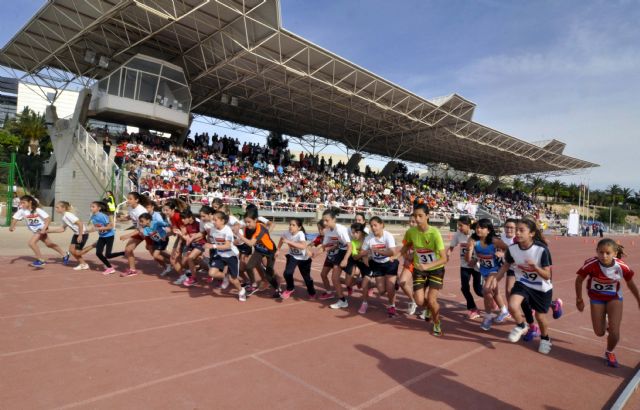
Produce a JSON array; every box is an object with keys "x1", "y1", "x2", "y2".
[
  {"x1": 416, "y1": 249, "x2": 435, "y2": 264},
  {"x1": 590, "y1": 279, "x2": 617, "y2": 295},
  {"x1": 478, "y1": 257, "x2": 494, "y2": 269},
  {"x1": 151, "y1": 232, "x2": 162, "y2": 241},
  {"x1": 520, "y1": 271, "x2": 539, "y2": 283},
  {"x1": 27, "y1": 217, "x2": 42, "y2": 227},
  {"x1": 290, "y1": 247, "x2": 302, "y2": 256},
  {"x1": 460, "y1": 246, "x2": 468, "y2": 258}
]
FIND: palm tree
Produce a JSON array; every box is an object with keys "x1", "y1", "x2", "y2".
[
  {"x1": 529, "y1": 177, "x2": 546, "y2": 199},
  {"x1": 549, "y1": 179, "x2": 564, "y2": 202},
  {"x1": 607, "y1": 184, "x2": 621, "y2": 206},
  {"x1": 512, "y1": 178, "x2": 525, "y2": 192},
  {"x1": 13, "y1": 107, "x2": 47, "y2": 155},
  {"x1": 620, "y1": 187, "x2": 634, "y2": 209}
]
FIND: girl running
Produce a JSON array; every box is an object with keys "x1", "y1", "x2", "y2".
[
  {"x1": 173, "y1": 209, "x2": 206, "y2": 285},
  {"x1": 87, "y1": 201, "x2": 124, "y2": 275},
  {"x1": 361, "y1": 217, "x2": 399, "y2": 316},
  {"x1": 162, "y1": 198, "x2": 188, "y2": 276},
  {"x1": 400, "y1": 203, "x2": 447, "y2": 336},
  {"x1": 319, "y1": 208, "x2": 352, "y2": 308},
  {"x1": 203, "y1": 211, "x2": 246, "y2": 301},
  {"x1": 138, "y1": 213, "x2": 172, "y2": 275},
  {"x1": 9, "y1": 195, "x2": 66, "y2": 267},
  {"x1": 119, "y1": 192, "x2": 149, "y2": 277},
  {"x1": 237, "y1": 207, "x2": 280, "y2": 297},
  {"x1": 277, "y1": 218, "x2": 316, "y2": 299},
  {"x1": 448, "y1": 215, "x2": 482, "y2": 319},
  {"x1": 344, "y1": 222, "x2": 369, "y2": 297},
  {"x1": 46, "y1": 201, "x2": 90, "y2": 270},
  {"x1": 486, "y1": 218, "x2": 554, "y2": 354},
  {"x1": 399, "y1": 215, "x2": 418, "y2": 316},
  {"x1": 575, "y1": 239, "x2": 640, "y2": 367},
  {"x1": 180, "y1": 205, "x2": 214, "y2": 286},
  {"x1": 466, "y1": 219, "x2": 509, "y2": 331}
]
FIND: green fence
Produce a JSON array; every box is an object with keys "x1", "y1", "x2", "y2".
[{"x1": 0, "y1": 152, "x2": 21, "y2": 226}]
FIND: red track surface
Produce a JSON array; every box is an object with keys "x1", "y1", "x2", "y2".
[{"x1": 1, "y1": 236, "x2": 639, "y2": 409}]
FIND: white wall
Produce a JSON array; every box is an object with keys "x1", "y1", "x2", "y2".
[{"x1": 17, "y1": 83, "x2": 79, "y2": 118}]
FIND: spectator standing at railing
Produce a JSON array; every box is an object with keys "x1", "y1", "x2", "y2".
[{"x1": 103, "y1": 135, "x2": 112, "y2": 156}]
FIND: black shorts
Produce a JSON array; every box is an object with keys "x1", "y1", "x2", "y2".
[
  {"x1": 369, "y1": 259, "x2": 399, "y2": 277},
  {"x1": 237, "y1": 243, "x2": 253, "y2": 255},
  {"x1": 70, "y1": 233, "x2": 89, "y2": 250},
  {"x1": 151, "y1": 239, "x2": 169, "y2": 251},
  {"x1": 413, "y1": 267, "x2": 445, "y2": 291},
  {"x1": 209, "y1": 255, "x2": 240, "y2": 278},
  {"x1": 186, "y1": 242, "x2": 205, "y2": 253},
  {"x1": 324, "y1": 249, "x2": 347, "y2": 268},
  {"x1": 510, "y1": 281, "x2": 552, "y2": 313},
  {"x1": 345, "y1": 256, "x2": 371, "y2": 276}
]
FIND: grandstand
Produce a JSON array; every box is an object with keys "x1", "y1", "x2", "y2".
[{"x1": 0, "y1": 0, "x2": 596, "y2": 221}]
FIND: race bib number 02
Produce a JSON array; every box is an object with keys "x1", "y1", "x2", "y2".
[
  {"x1": 416, "y1": 249, "x2": 435, "y2": 264},
  {"x1": 590, "y1": 280, "x2": 616, "y2": 294}
]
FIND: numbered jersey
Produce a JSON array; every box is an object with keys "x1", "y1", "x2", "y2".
[
  {"x1": 577, "y1": 257, "x2": 634, "y2": 301},
  {"x1": 449, "y1": 231, "x2": 472, "y2": 269},
  {"x1": 323, "y1": 224, "x2": 351, "y2": 256},
  {"x1": 283, "y1": 231, "x2": 309, "y2": 260},
  {"x1": 403, "y1": 226, "x2": 445, "y2": 271},
  {"x1": 474, "y1": 241, "x2": 501, "y2": 276},
  {"x1": 13, "y1": 208, "x2": 49, "y2": 233},
  {"x1": 129, "y1": 205, "x2": 147, "y2": 232},
  {"x1": 362, "y1": 231, "x2": 396, "y2": 264},
  {"x1": 505, "y1": 241, "x2": 553, "y2": 292},
  {"x1": 143, "y1": 220, "x2": 169, "y2": 243},
  {"x1": 203, "y1": 224, "x2": 238, "y2": 257}
]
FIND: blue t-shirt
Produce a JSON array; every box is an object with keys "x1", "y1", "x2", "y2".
[
  {"x1": 151, "y1": 211, "x2": 164, "y2": 224},
  {"x1": 474, "y1": 241, "x2": 501, "y2": 277},
  {"x1": 91, "y1": 212, "x2": 114, "y2": 238},
  {"x1": 143, "y1": 220, "x2": 169, "y2": 242}
]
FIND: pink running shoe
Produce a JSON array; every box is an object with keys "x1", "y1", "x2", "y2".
[
  {"x1": 468, "y1": 310, "x2": 481, "y2": 320},
  {"x1": 318, "y1": 291, "x2": 334, "y2": 300},
  {"x1": 387, "y1": 306, "x2": 397, "y2": 317},
  {"x1": 552, "y1": 298, "x2": 564, "y2": 319},
  {"x1": 368, "y1": 288, "x2": 374, "y2": 297},
  {"x1": 183, "y1": 277, "x2": 196, "y2": 287},
  {"x1": 281, "y1": 289, "x2": 295, "y2": 300},
  {"x1": 102, "y1": 267, "x2": 116, "y2": 275},
  {"x1": 358, "y1": 301, "x2": 368, "y2": 314},
  {"x1": 120, "y1": 269, "x2": 137, "y2": 277}
]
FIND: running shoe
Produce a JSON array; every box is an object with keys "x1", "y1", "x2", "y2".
[
  {"x1": 538, "y1": 338, "x2": 552, "y2": 355},
  {"x1": 605, "y1": 351, "x2": 619, "y2": 368},
  {"x1": 432, "y1": 320, "x2": 442, "y2": 337},
  {"x1": 221, "y1": 275, "x2": 230, "y2": 290},
  {"x1": 468, "y1": 310, "x2": 481, "y2": 320},
  {"x1": 552, "y1": 298, "x2": 564, "y2": 319},
  {"x1": 102, "y1": 267, "x2": 116, "y2": 275},
  {"x1": 248, "y1": 286, "x2": 261, "y2": 296},
  {"x1": 183, "y1": 277, "x2": 197, "y2": 287},
  {"x1": 387, "y1": 306, "x2": 398, "y2": 317},
  {"x1": 508, "y1": 324, "x2": 529, "y2": 343},
  {"x1": 62, "y1": 252, "x2": 70, "y2": 265},
  {"x1": 358, "y1": 301, "x2": 368, "y2": 314},
  {"x1": 330, "y1": 299, "x2": 348, "y2": 309},
  {"x1": 73, "y1": 263, "x2": 90, "y2": 271},
  {"x1": 407, "y1": 301, "x2": 418, "y2": 315},
  {"x1": 238, "y1": 288, "x2": 247, "y2": 302},
  {"x1": 318, "y1": 291, "x2": 334, "y2": 300},
  {"x1": 120, "y1": 269, "x2": 138, "y2": 277},
  {"x1": 160, "y1": 265, "x2": 172, "y2": 277},
  {"x1": 495, "y1": 310, "x2": 511, "y2": 323},
  {"x1": 173, "y1": 273, "x2": 188, "y2": 285},
  {"x1": 481, "y1": 313, "x2": 495, "y2": 331},
  {"x1": 30, "y1": 260, "x2": 46, "y2": 268},
  {"x1": 424, "y1": 309, "x2": 432, "y2": 322},
  {"x1": 418, "y1": 309, "x2": 427, "y2": 320},
  {"x1": 523, "y1": 324, "x2": 540, "y2": 342},
  {"x1": 272, "y1": 290, "x2": 282, "y2": 298},
  {"x1": 281, "y1": 289, "x2": 295, "y2": 300}
]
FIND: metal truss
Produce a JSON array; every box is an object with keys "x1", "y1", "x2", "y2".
[{"x1": 0, "y1": 0, "x2": 598, "y2": 177}]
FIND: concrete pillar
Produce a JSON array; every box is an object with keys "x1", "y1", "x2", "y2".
[{"x1": 345, "y1": 153, "x2": 362, "y2": 173}]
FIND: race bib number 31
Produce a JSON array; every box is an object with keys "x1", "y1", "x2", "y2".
[{"x1": 416, "y1": 249, "x2": 435, "y2": 264}]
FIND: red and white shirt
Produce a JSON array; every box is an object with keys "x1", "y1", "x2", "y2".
[{"x1": 576, "y1": 257, "x2": 634, "y2": 301}]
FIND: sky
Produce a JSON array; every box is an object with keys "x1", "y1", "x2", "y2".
[{"x1": 1, "y1": 0, "x2": 639, "y2": 190}]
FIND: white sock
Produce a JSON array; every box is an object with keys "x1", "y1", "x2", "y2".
[{"x1": 501, "y1": 305, "x2": 508, "y2": 314}]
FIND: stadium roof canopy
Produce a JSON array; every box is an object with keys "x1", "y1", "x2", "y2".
[{"x1": 0, "y1": 0, "x2": 597, "y2": 176}]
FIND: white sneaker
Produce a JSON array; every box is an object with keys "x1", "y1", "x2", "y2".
[
  {"x1": 238, "y1": 288, "x2": 247, "y2": 302},
  {"x1": 418, "y1": 309, "x2": 427, "y2": 320},
  {"x1": 538, "y1": 338, "x2": 552, "y2": 354},
  {"x1": 508, "y1": 324, "x2": 530, "y2": 343},
  {"x1": 407, "y1": 301, "x2": 417, "y2": 315},
  {"x1": 330, "y1": 299, "x2": 348, "y2": 309},
  {"x1": 221, "y1": 275, "x2": 230, "y2": 290},
  {"x1": 73, "y1": 263, "x2": 90, "y2": 271},
  {"x1": 160, "y1": 265, "x2": 172, "y2": 277},
  {"x1": 481, "y1": 313, "x2": 495, "y2": 331}
]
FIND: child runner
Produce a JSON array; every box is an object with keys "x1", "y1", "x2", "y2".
[
  {"x1": 237, "y1": 207, "x2": 280, "y2": 297},
  {"x1": 575, "y1": 239, "x2": 640, "y2": 367},
  {"x1": 278, "y1": 218, "x2": 316, "y2": 299},
  {"x1": 361, "y1": 217, "x2": 399, "y2": 316},
  {"x1": 137, "y1": 213, "x2": 172, "y2": 275},
  {"x1": 447, "y1": 215, "x2": 482, "y2": 319},
  {"x1": 162, "y1": 198, "x2": 188, "y2": 276},
  {"x1": 399, "y1": 215, "x2": 418, "y2": 316},
  {"x1": 119, "y1": 192, "x2": 149, "y2": 277},
  {"x1": 354, "y1": 212, "x2": 370, "y2": 234},
  {"x1": 87, "y1": 201, "x2": 124, "y2": 274},
  {"x1": 486, "y1": 218, "x2": 554, "y2": 354},
  {"x1": 203, "y1": 211, "x2": 246, "y2": 301},
  {"x1": 400, "y1": 203, "x2": 447, "y2": 336},
  {"x1": 181, "y1": 205, "x2": 214, "y2": 286},
  {"x1": 9, "y1": 195, "x2": 66, "y2": 267},
  {"x1": 319, "y1": 208, "x2": 352, "y2": 308},
  {"x1": 173, "y1": 209, "x2": 206, "y2": 285},
  {"x1": 344, "y1": 222, "x2": 370, "y2": 297},
  {"x1": 46, "y1": 201, "x2": 90, "y2": 270},
  {"x1": 466, "y1": 219, "x2": 510, "y2": 331}
]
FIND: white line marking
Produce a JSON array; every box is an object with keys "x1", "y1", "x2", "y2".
[{"x1": 551, "y1": 328, "x2": 640, "y2": 354}]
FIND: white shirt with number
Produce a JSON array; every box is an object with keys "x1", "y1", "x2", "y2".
[
  {"x1": 202, "y1": 223, "x2": 238, "y2": 257},
  {"x1": 322, "y1": 224, "x2": 351, "y2": 255},
  {"x1": 505, "y1": 241, "x2": 553, "y2": 292},
  {"x1": 62, "y1": 211, "x2": 85, "y2": 235},
  {"x1": 129, "y1": 205, "x2": 147, "y2": 231},
  {"x1": 13, "y1": 208, "x2": 48, "y2": 233},
  {"x1": 362, "y1": 231, "x2": 396, "y2": 263},
  {"x1": 449, "y1": 231, "x2": 472, "y2": 269},
  {"x1": 283, "y1": 231, "x2": 309, "y2": 260}
]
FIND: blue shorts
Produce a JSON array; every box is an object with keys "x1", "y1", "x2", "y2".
[
  {"x1": 590, "y1": 298, "x2": 622, "y2": 304},
  {"x1": 209, "y1": 255, "x2": 240, "y2": 278}
]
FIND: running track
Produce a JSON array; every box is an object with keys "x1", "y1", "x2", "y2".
[{"x1": 1, "y1": 236, "x2": 639, "y2": 409}]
